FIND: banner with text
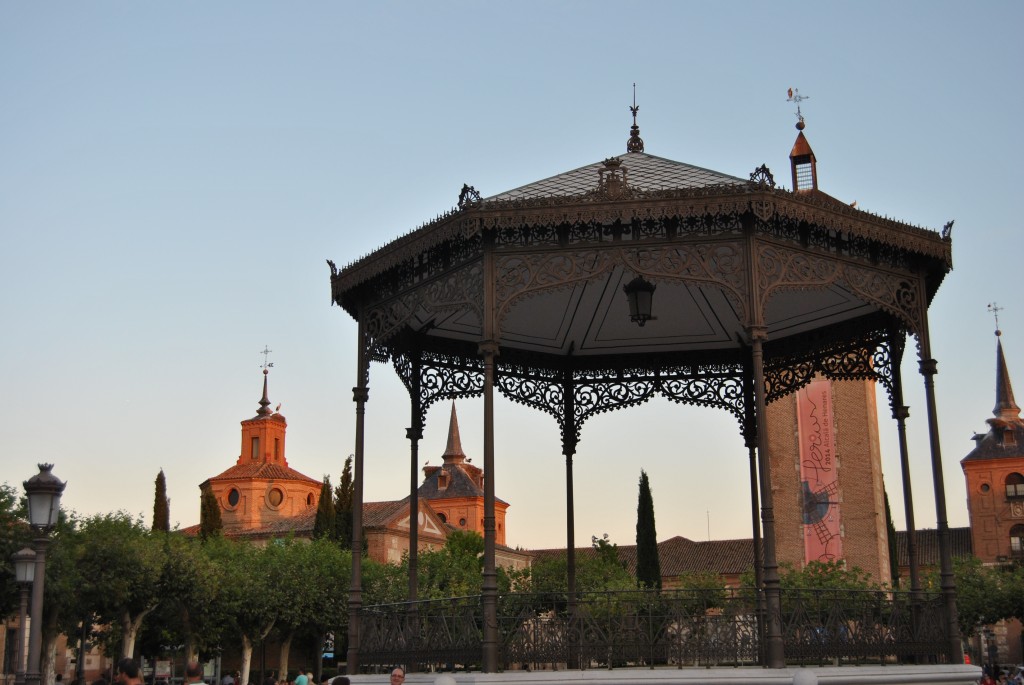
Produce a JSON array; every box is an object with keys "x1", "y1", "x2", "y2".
[{"x1": 796, "y1": 377, "x2": 842, "y2": 564}]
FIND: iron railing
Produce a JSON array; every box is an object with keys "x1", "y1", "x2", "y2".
[{"x1": 356, "y1": 587, "x2": 948, "y2": 672}]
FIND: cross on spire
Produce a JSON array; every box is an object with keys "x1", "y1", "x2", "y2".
[
  {"x1": 988, "y1": 302, "x2": 1004, "y2": 336},
  {"x1": 260, "y1": 345, "x2": 275, "y2": 372}
]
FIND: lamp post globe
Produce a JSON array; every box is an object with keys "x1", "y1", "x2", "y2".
[
  {"x1": 12, "y1": 547, "x2": 35, "y2": 685},
  {"x1": 22, "y1": 464, "x2": 65, "y2": 685}
]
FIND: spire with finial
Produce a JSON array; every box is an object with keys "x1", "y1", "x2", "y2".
[
  {"x1": 442, "y1": 401, "x2": 466, "y2": 463},
  {"x1": 627, "y1": 83, "x2": 644, "y2": 153},
  {"x1": 988, "y1": 303, "x2": 1021, "y2": 423},
  {"x1": 257, "y1": 345, "x2": 274, "y2": 417},
  {"x1": 787, "y1": 88, "x2": 817, "y2": 191}
]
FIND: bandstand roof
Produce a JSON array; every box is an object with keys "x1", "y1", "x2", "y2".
[{"x1": 329, "y1": 116, "x2": 953, "y2": 427}]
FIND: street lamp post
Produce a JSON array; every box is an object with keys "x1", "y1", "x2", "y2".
[
  {"x1": 13, "y1": 547, "x2": 36, "y2": 685},
  {"x1": 23, "y1": 463, "x2": 66, "y2": 685}
]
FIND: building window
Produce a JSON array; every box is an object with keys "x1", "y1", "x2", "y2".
[
  {"x1": 437, "y1": 513, "x2": 447, "y2": 523},
  {"x1": 981, "y1": 483, "x2": 991, "y2": 493},
  {"x1": 274, "y1": 438, "x2": 280, "y2": 460},
  {"x1": 459, "y1": 518, "x2": 466, "y2": 527},
  {"x1": 1006, "y1": 472, "x2": 1024, "y2": 499},
  {"x1": 268, "y1": 488, "x2": 284, "y2": 507},
  {"x1": 227, "y1": 489, "x2": 240, "y2": 507},
  {"x1": 1011, "y1": 524, "x2": 1024, "y2": 557},
  {"x1": 307, "y1": 493, "x2": 314, "y2": 506},
  {"x1": 251, "y1": 437, "x2": 260, "y2": 461}
]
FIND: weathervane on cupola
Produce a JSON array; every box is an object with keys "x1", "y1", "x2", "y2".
[
  {"x1": 787, "y1": 87, "x2": 818, "y2": 192},
  {"x1": 257, "y1": 345, "x2": 275, "y2": 417},
  {"x1": 627, "y1": 83, "x2": 644, "y2": 153}
]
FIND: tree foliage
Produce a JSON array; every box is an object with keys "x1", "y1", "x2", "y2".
[
  {"x1": 313, "y1": 476, "x2": 336, "y2": 541},
  {"x1": 635, "y1": 470, "x2": 661, "y2": 589},
  {"x1": 75, "y1": 512, "x2": 165, "y2": 657},
  {"x1": 334, "y1": 456, "x2": 354, "y2": 549},
  {"x1": 0, "y1": 482, "x2": 30, "y2": 619},
  {"x1": 199, "y1": 486, "x2": 222, "y2": 541},
  {"x1": 152, "y1": 470, "x2": 170, "y2": 533}
]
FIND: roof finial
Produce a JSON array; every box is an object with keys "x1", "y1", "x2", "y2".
[
  {"x1": 257, "y1": 345, "x2": 274, "y2": 416},
  {"x1": 989, "y1": 302, "x2": 1003, "y2": 336},
  {"x1": 627, "y1": 83, "x2": 644, "y2": 153},
  {"x1": 787, "y1": 87, "x2": 809, "y2": 130}
]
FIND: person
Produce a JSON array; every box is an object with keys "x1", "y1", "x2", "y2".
[
  {"x1": 389, "y1": 668, "x2": 404, "y2": 684},
  {"x1": 328, "y1": 677, "x2": 349, "y2": 685},
  {"x1": 184, "y1": 662, "x2": 204, "y2": 685},
  {"x1": 294, "y1": 675, "x2": 307, "y2": 685},
  {"x1": 114, "y1": 659, "x2": 143, "y2": 685},
  {"x1": 220, "y1": 673, "x2": 234, "y2": 685}
]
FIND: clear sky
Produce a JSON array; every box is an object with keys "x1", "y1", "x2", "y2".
[{"x1": 2, "y1": 2, "x2": 1022, "y2": 550}]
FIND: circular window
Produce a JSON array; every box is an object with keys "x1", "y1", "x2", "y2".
[
  {"x1": 981, "y1": 483, "x2": 991, "y2": 493},
  {"x1": 459, "y1": 518, "x2": 467, "y2": 527},
  {"x1": 437, "y1": 513, "x2": 447, "y2": 523},
  {"x1": 227, "y1": 489, "x2": 240, "y2": 507},
  {"x1": 268, "y1": 488, "x2": 284, "y2": 507}
]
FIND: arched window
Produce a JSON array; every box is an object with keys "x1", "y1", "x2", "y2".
[
  {"x1": 1011, "y1": 524, "x2": 1024, "y2": 557},
  {"x1": 1006, "y1": 472, "x2": 1024, "y2": 499}
]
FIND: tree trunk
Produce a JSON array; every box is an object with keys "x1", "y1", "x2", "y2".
[
  {"x1": 121, "y1": 608, "x2": 156, "y2": 658},
  {"x1": 313, "y1": 632, "x2": 325, "y2": 684},
  {"x1": 42, "y1": 635, "x2": 58, "y2": 685},
  {"x1": 277, "y1": 632, "x2": 293, "y2": 681},
  {"x1": 240, "y1": 635, "x2": 254, "y2": 685}
]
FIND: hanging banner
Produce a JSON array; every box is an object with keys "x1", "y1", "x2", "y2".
[{"x1": 796, "y1": 377, "x2": 842, "y2": 563}]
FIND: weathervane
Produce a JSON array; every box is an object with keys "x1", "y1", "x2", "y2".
[
  {"x1": 787, "y1": 87, "x2": 809, "y2": 128},
  {"x1": 988, "y1": 303, "x2": 1004, "y2": 336},
  {"x1": 626, "y1": 82, "x2": 644, "y2": 153},
  {"x1": 260, "y1": 345, "x2": 275, "y2": 372}
]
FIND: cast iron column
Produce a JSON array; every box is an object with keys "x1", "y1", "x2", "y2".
[
  {"x1": 346, "y1": 317, "x2": 369, "y2": 674},
  {"x1": 888, "y1": 328, "x2": 922, "y2": 597},
  {"x1": 479, "y1": 340, "x2": 499, "y2": 672},
  {"x1": 407, "y1": 355, "x2": 423, "y2": 604},
  {"x1": 749, "y1": 326, "x2": 785, "y2": 668},
  {"x1": 24, "y1": 537, "x2": 49, "y2": 685},
  {"x1": 14, "y1": 580, "x2": 30, "y2": 685},
  {"x1": 917, "y1": 315, "x2": 963, "y2": 663}
]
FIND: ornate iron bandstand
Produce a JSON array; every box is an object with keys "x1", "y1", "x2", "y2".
[{"x1": 328, "y1": 116, "x2": 960, "y2": 672}]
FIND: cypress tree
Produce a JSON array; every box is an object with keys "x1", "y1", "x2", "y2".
[
  {"x1": 199, "y1": 486, "x2": 223, "y2": 541},
  {"x1": 635, "y1": 470, "x2": 661, "y2": 589},
  {"x1": 334, "y1": 455, "x2": 354, "y2": 549},
  {"x1": 152, "y1": 469, "x2": 170, "y2": 532},
  {"x1": 313, "y1": 475, "x2": 336, "y2": 540}
]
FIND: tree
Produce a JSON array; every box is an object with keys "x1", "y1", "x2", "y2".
[
  {"x1": 635, "y1": 470, "x2": 661, "y2": 589},
  {"x1": 271, "y1": 539, "x2": 349, "y2": 681},
  {"x1": 199, "y1": 486, "x2": 222, "y2": 541},
  {"x1": 206, "y1": 539, "x2": 286, "y2": 685},
  {"x1": 152, "y1": 533, "x2": 225, "y2": 662},
  {"x1": 75, "y1": 513, "x2": 165, "y2": 657},
  {"x1": 152, "y1": 469, "x2": 170, "y2": 533},
  {"x1": 0, "y1": 482, "x2": 30, "y2": 619},
  {"x1": 313, "y1": 475, "x2": 336, "y2": 541},
  {"x1": 417, "y1": 530, "x2": 486, "y2": 599},
  {"x1": 334, "y1": 456, "x2": 354, "y2": 549}
]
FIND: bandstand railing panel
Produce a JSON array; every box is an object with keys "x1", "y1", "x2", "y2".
[{"x1": 355, "y1": 587, "x2": 947, "y2": 672}]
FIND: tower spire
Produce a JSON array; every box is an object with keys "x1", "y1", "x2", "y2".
[
  {"x1": 627, "y1": 83, "x2": 644, "y2": 153},
  {"x1": 442, "y1": 401, "x2": 466, "y2": 463},
  {"x1": 257, "y1": 345, "x2": 274, "y2": 417},
  {"x1": 989, "y1": 304, "x2": 1021, "y2": 423}
]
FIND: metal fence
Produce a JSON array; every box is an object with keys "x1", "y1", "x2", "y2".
[{"x1": 357, "y1": 588, "x2": 948, "y2": 672}]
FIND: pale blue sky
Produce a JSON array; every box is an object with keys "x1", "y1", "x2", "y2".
[{"x1": 2, "y1": 2, "x2": 1022, "y2": 549}]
